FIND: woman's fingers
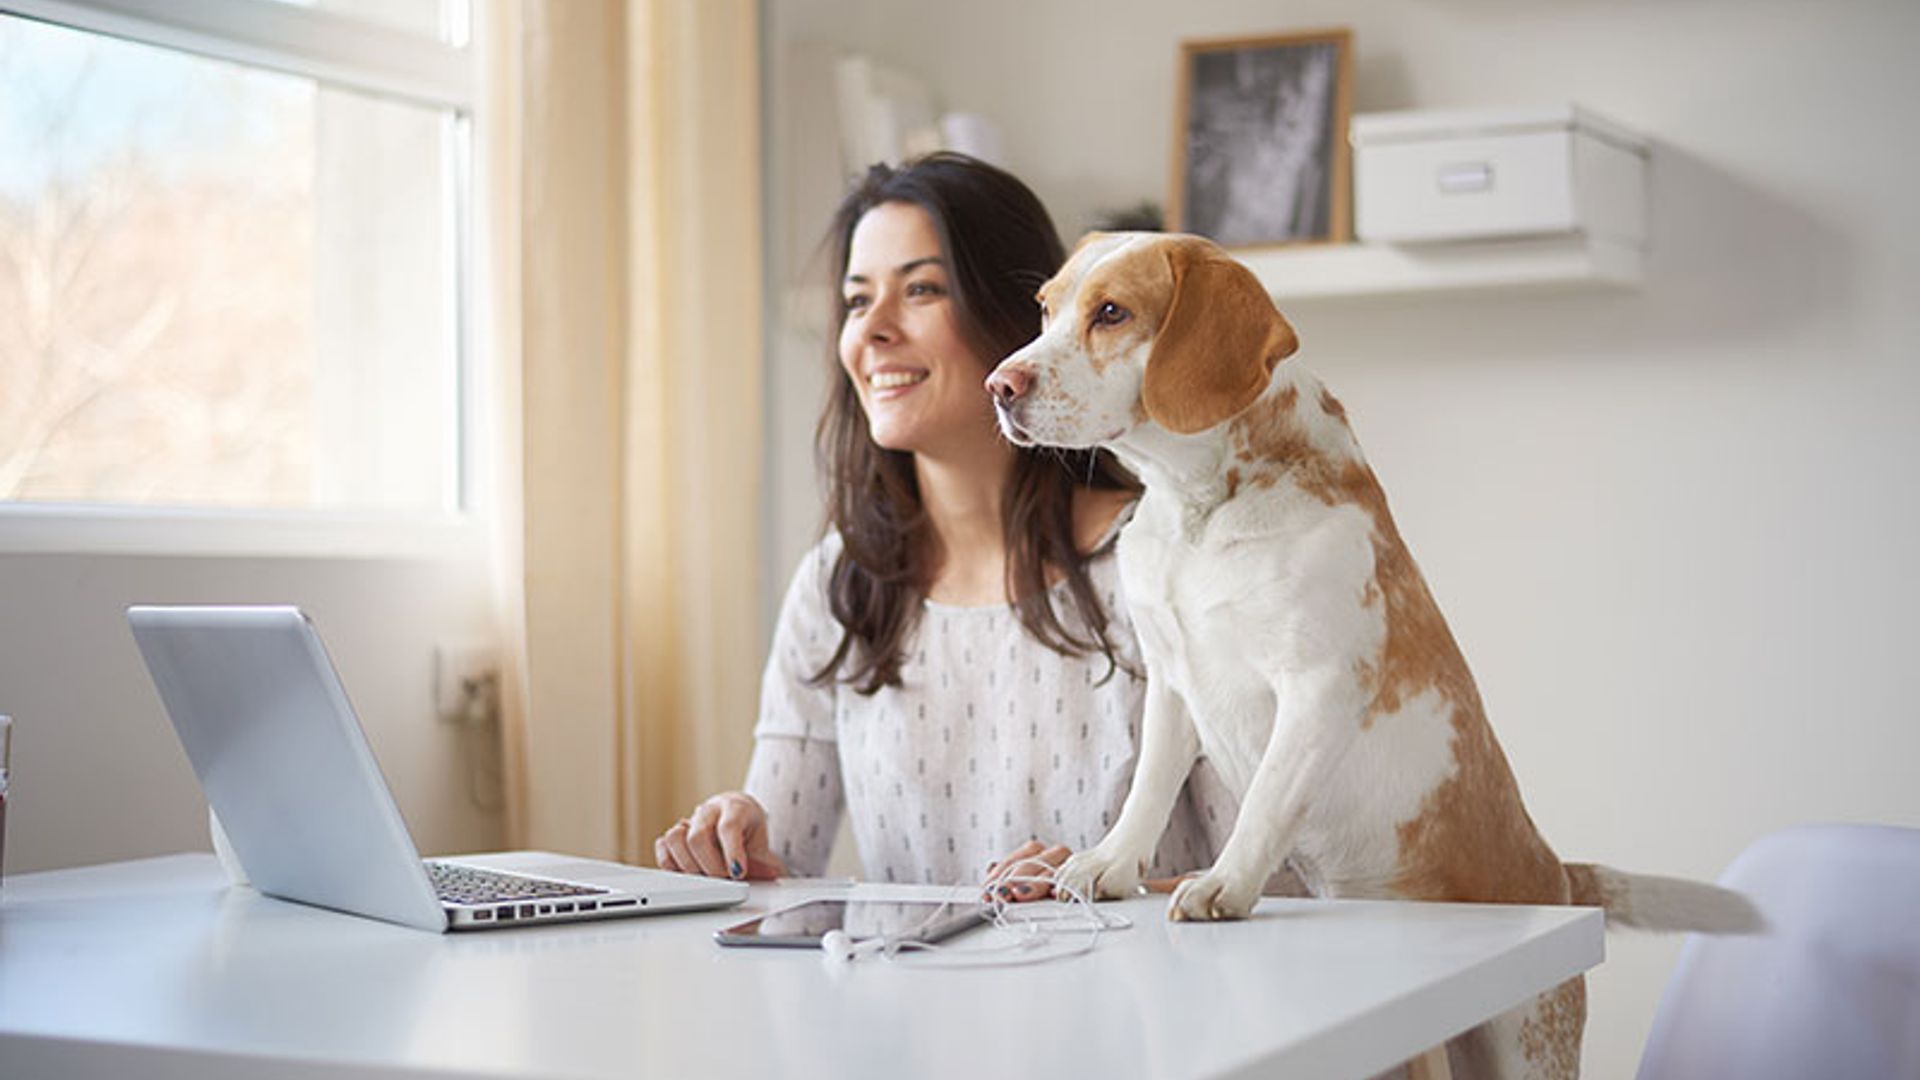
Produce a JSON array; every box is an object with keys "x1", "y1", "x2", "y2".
[
  {"x1": 715, "y1": 794, "x2": 785, "y2": 880},
  {"x1": 1009, "y1": 845, "x2": 1073, "y2": 902},
  {"x1": 1142, "y1": 872, "x2": 1201, "y2": 894},
  {"x1": 986, "y1": 842, "x2": 1071, "y2": 903},
  {"x1": 682, "y1": 800, "x2": 732, "y2": 879},
  {"x1": 653, "y1": 791, "x2": 781, "y2": 880},
  {"x1": 658, "y1": 818, "x2": 706, "y2": 877},
  {"x1": 984, "y1": 840, "x2": 1045, "y2": 893}
]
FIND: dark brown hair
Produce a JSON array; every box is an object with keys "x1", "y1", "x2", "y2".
[{"x1": 813, "y1": 152, "x2": 1139, "y2": 694}]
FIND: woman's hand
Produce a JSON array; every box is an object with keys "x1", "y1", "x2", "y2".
[
  {"x1": 984, "y1": 839, "x2": 1197, "y2": 902},
  {"x1": 984, "y1": 840, "x2": 1071, "y2": 902},
  {"x1": 653, "y1": 791, "x2": 786, "y2": 881}
]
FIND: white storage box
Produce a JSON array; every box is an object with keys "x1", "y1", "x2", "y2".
[{"x1": 1351, "y1": 104, "x2": 1648, "y2": 245}]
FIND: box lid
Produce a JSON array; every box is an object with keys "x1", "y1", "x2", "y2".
[{"x1": 1350, "y1": 103, "x2": 1648, "y2": 154}]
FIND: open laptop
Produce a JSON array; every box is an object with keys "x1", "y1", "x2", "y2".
[{"x1": 127, "y1": 605, "x2": 747, "y2": 932}]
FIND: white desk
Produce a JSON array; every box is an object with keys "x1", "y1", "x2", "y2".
[{"x1": 0, "y1": 854, "x2": 1603, "y2": 1080}]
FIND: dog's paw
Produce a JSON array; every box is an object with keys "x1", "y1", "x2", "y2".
[
  {"x1": 1055, "y1": 846, "x2": 1147, "y2": 900},
  {"x1": 1169, "y1": 871, "x2": 1260, "y2": 922}
]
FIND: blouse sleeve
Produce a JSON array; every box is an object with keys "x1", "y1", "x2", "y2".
[
  {"x1": 751, "y1": 536, "x2": 840, "y2": 742},
  {"x1": 742, "y1": 536, "x2": 846, "y2": 876},
  {"x1": 743, "y1": 735, "x2": 843, "y2": 877}
]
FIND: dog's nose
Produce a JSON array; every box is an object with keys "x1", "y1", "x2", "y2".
[{"x1": 985, "y1": 366, "x2": 1031, "y2": 405}]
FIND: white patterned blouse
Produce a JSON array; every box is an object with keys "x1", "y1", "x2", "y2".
[{"x1": 744, "y1": 526, "x2": 1242, "y2": 886}]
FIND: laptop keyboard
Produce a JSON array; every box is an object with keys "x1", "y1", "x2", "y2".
[{"x1": 425, "y1": 861, "x2": 611, "y2": 906}]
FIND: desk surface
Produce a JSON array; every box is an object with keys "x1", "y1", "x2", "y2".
[{"x1": 0, "y1": 853, "x2": 1603, "y2": 1080}]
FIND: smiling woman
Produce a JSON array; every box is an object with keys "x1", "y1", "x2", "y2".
[
  {"x1": 816, "y1": 154, "x2": 1136, "y2": 690},
  {"x1": 653, "y1": 153, "x2": 1264, "y2": 896}
]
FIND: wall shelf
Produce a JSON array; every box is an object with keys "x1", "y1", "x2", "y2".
[{"x1": 1238, "y1": 233, "x2": 1642, "y2": 302}]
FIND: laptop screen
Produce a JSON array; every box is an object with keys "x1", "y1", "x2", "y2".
[{"x1": 130, "y1": 605, "x2": 448, "y2": 931}]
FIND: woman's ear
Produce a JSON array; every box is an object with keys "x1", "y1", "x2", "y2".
[{"x1": 1141, "y1": 239, "x2": 1298, "y2": 435}]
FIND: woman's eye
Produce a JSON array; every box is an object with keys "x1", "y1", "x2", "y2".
[
  {"x1": 1092, "y1": 301, "x2": 1130, "y2": 328},
  {"x1": 843, "y1": 294, "x2": 869, "y2": 312},
  {"x1": 907, "y1": 280, "x2": 944, "y2": 297}
]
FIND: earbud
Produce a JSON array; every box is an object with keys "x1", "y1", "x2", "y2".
[
  {"x1": 820, "y1": 929, "x2": 886, "y2": 964},
  {"x1": 814, "y1": 879, "x2": 1132, "y2": 971}
]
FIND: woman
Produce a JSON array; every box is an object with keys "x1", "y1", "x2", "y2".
[{"x1": 653, "y1": 152, "x2": 1235, "y2": 896}]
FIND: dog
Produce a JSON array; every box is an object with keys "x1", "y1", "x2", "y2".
[{"x1": 984, "y1": 232, "x2": 1760, "y2": 1080}]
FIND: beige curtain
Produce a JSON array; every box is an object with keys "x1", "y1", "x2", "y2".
[{"x1": 484, "y1": 0, "x2": 764, "y2": 862}]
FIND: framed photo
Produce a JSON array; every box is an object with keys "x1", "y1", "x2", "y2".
[{"x1": 1170, "y1": 28, "x2": 1354, "y2": 249}]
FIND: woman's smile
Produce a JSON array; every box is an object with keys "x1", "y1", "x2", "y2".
[{"x1": 867, "y1": 366, "x2": 930, "y2": 397}]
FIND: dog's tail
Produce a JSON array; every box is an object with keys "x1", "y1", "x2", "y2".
[{"x1": 1563, "y1": 862, "x2": 1766, "y2": 934}]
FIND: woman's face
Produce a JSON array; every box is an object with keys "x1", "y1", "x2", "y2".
[{"x1": 837, "y1": 201, "x2": 1001, "y2": 459}]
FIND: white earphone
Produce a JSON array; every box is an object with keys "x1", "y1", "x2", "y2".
[
  {"x1": 817, "y1": 866, "x2": 1133, "y2": 969},
  {"x1": 819, "y1": 928, "x2": 889, "y2": 965}
]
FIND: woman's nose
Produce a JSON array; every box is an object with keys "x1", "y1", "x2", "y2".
[{"x1": 863, "y1": 292, "x2": 903, "y2": 343}]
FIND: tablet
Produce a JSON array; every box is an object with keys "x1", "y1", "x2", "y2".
[{"x1": 713, "y1": 898, "x2": 989, "y2": 948}]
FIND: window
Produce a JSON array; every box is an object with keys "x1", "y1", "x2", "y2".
[{"x1": 0, "y1": 0, "x2": 477, "y2": 550}]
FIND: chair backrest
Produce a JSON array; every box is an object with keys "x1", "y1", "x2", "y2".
[{"x1": 1635, "y1": 823, "x2": 1920, "y2": 1080}]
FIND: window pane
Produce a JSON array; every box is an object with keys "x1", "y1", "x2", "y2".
[{"x1": 0, "y1": 15, "x2": 460, "y2": 513}]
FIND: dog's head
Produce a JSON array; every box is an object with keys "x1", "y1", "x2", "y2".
[{"x1": 987, "y1": 232, "x2": 1298, "y2": 448}]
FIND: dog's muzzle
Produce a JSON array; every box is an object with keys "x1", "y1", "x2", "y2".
[{"x1": 993, "y1": 401, "x2": 1036, "y2": 447}]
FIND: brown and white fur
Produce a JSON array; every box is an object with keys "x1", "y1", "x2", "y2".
[{"x1": 984, "y1": 232, "x2": 1760, "y2": 1080}]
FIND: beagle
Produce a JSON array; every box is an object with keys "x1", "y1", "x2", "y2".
[{"x1": 985, "y1": 232, "x2": 1759, "y2": 1080}]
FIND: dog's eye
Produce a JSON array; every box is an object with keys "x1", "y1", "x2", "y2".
[{"x1": 1091, "y1": 301, "x2": 1130, "y2": 328}]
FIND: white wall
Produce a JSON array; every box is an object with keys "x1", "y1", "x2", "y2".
[
  {"x1": 762, "y1": 1, "x2": 1920, "y2": 1075},
  {"x1": 0, "y1": 547, "x2": 505, "y2": 874}
]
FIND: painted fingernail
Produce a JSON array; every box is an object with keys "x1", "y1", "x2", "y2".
[{"x1": 729, "y1": 860, "x2": 743, "y2": 879}]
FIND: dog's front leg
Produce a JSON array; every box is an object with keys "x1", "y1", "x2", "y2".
[
  {"x1": 1056, "y1": 677, "x2": 1199, "y2": 900},
  {"x1": 1170, "y1": 664, "x2": 1361, "y2": 921}
]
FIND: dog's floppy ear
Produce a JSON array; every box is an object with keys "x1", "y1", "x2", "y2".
[{"x1": 1141, "y1": 239, "x2": 1299, "y2": 435}]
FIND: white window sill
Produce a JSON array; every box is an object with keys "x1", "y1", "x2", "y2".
[{"x1": 0, "y1": 504, "x2": 486, "y2": 561}]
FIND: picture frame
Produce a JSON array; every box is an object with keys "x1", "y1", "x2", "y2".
[{"x1": 1170, "y1": 28, "x2": 1355, "y2": 249}]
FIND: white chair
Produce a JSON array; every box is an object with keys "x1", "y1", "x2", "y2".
[{"x1": 1635, "y1": 823, "x2": 1920, "y2": 1080}]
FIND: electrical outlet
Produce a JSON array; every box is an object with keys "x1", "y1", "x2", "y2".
[{"x1": 434, "y1": 643, "x2": 500, "y2": 725}]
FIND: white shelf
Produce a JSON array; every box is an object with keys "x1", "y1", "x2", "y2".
[{"x1": 1238, "y1": 233, "x2": 1642, "y2": 301}]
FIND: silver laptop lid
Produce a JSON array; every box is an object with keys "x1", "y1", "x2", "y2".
[{"x1": 129, "y1": 605, "x2": 448, "y2": 932}]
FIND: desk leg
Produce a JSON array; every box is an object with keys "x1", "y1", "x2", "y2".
[{"x1": 1406, "y1": 1046, "x2": 1453, "y2": 1080}]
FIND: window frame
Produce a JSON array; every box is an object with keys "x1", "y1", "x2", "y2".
[{"x1": 0, "y1": 0, "x2": 487, "y2": 560}]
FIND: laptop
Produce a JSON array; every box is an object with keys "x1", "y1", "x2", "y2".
[{"x1": 127, "y1": 605, "x2": 747, "y2": 932}]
